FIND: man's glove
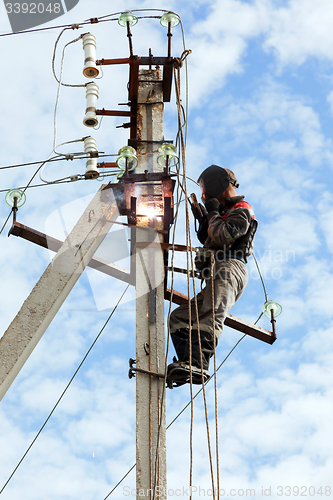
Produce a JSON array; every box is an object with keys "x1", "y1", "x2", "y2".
[
  {"x1": 195, "y1": 247, "x2": 211, "y2": 272},
  {"x1": 204, "y1": 198, "x2": 220, "y2": 214},
  {"x1": 191, "y1": 201, "x2": 207, "y2": 223}
]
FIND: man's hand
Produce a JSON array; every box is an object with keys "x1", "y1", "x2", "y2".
[
  {"x1": 190, "y1": 193, "x2": 207, "y2": 223},
  {"x1": 205, "y1": 198, "x2": 220, "y2": 213}
]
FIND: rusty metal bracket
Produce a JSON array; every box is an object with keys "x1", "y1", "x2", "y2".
[{"x1": 128, "y1": 358, "x2": 165, "y2": 380}]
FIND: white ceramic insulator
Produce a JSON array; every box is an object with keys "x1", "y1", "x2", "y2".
[
  {"x1": 84, "y1": 136, "x2": 99, "y2": 179},
  {"x1": 82, "y1": 33, "x2": 99, "y2": 78},
  {"x1": 83, "y1": 82, "x2": 99, "y2": 127}
]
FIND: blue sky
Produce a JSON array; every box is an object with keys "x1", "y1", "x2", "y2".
[{"x1": 1, "y1": 0, "x2": 333, "y2": 498}]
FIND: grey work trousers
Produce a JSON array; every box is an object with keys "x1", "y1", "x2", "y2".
[{"x1": 169, "y1": 258, "x2": 248, "y2": 339}]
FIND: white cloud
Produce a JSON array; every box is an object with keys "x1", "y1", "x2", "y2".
[
  {"x1": 327, "y1": 91, "x2": 333, "y2": 116},
  {"x1": 2, "y1": 1, "x2": 333, "y2": 499},
  {"x1": 264, "y1": 0, "x2": 333, "y2": 66}
]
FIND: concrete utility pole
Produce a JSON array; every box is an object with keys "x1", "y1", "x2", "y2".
[
  {"x1": 0, "y1": 187, "x2": 119, "y2": 401},
  {"x1": 134, "y1": 68, "x2": 166, "y2": 499}
]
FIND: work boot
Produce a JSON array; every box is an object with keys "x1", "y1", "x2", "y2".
[
  {"x1": 166, "y1": 360, "x2": 210, "y2": 388},
  {"x1": 171, "y1": 329, "x2": 216, "y2": 371},
  {"x1": 171, "y1": 328, "x2": 190, "y2": 362}
]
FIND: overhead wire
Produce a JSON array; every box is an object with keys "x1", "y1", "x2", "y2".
[
  {"x1": 103, "y1": 299, "x2": 264, "y2": 500},
  {"x1": 0, "y1": 285, "x2": 130, "y2": 496},
  {"x1": 0, "y1": 9, "x2": 178, "y2": 39},
  {"x1": 0, "y1": 171, "x2": 117, "y2": 194},
  {"x1": 0, "y1": 152, "x2": 124, "y2": 171},
  {"x1": 0, "y1": 152, "x2": 56, "y2": 235}
]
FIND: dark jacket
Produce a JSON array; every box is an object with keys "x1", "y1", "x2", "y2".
[{"x1": 197, "y1": 195, "x2": 257, "y2": 263}]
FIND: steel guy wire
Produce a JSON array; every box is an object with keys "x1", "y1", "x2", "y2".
[{"x1": 0, "y1": 285, "x2": 130, "y2": 496}]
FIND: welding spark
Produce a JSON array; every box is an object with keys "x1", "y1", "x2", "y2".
[{"x1": 140, "y1": 205, "x2": 157, "y2": 219}]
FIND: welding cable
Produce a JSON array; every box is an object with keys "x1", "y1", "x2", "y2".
[
  {"x1": 170, "y1": 170, "x2": 198, "y2": 188},
  {"x1": 0, "y1": 285, "x2": 130, "y2": 496}
]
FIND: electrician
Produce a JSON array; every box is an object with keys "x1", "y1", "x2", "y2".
[{"x1": 167, "y1": 165, "x2": 257, "y2": 387}]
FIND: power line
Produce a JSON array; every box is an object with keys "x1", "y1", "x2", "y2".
[
  {"x1": 0, "y1": 156, "x2": 68, "y2": 171},
  {"x1": 0, "y1": 9, "x2": 174, "y2": 39},
  {"x1": 0, "y1": 170, "x2": 119, "y2": 195},
  {"x1": 0, "y1": 154, "x2": 49, "y2": 235},
  {"x1": 0, "y1": 285, "x2": 130, "y2": 496}
]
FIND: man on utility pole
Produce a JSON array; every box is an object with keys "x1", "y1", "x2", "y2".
[{"x1": 167, "y1": 165, "x2": 258, "y2": 387}]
